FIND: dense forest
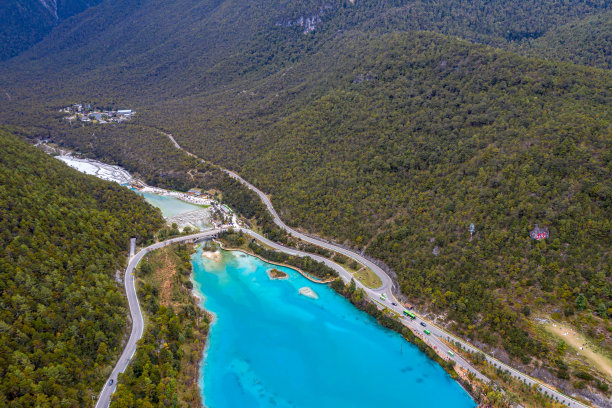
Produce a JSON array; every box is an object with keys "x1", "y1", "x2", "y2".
[
  {"x1": 0, "y1": 129, "x2": 164, "y2": 406},
  {"x1": 0, "y1": 0, "x2": 102, "y2": 60},
  {"x1": 158, "y1": 32, "x2": 610, "y2": 375},
  {"x1": 0, "y1": 0, "x2": 609, "y2": 72},
  {"x1": 110, "y1": 244, "x2": 207, "y2": 408},
  {"x1": 0, "y1": 0, "x2": 610, "y2": 403},
  {"x1": 223, "y1": 32, "x2": 612, "y2": 361},
  {"x1": 522, "y1": 11, "x2": 612, "y2": 70}
]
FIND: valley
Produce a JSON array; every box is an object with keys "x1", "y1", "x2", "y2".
[
  {"x1": 0, "y1": 0, "x2": 610, "y2": 406},
  {"x1": 59, "y1": 138, "x2": 600, "y2": 407}
]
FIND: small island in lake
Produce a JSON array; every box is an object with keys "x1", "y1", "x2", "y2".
[{"x1": 267, "y1": 268, "x2": 288, "y2": 280}]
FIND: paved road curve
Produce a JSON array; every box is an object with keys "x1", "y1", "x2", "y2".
[
  {"x1": 160, "y1": 132, "x2": 592, "y2": 408},
  {"x1": 95, "y1": 230, "x2": 224, "y2": 408},
  {"x1": 224, "y1": 170, "x2": 396, "y2": 294},
  {"x1": 222, "y1": 173, "x2": 592, "y2": 408}
]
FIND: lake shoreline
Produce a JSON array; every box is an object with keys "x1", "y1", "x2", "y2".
[
  {"x1": 191, "y1": 244, "x2": 476, "y2": 408},
  {"x1": 215, "y1": 240, "x2": 334, "y2": 284},
  {"x1": 215, "y1": 236, "x2": 482, "y2": 403}
]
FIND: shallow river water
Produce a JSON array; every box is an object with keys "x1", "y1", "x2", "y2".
[
  {"x1": 138, "y1": 191, "x2": 203, "y2": 218},
  {"x1": 55, "y1": 155, "x2": 210, "y2": 228},
  {"x1": 192, "y1": 247, "x2": 475, "y2": 408}
]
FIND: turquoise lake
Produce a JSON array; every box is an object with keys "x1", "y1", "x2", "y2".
[
  {"x1": 192, "y1": 247, "x2": 476, "y2": 408},
  {"x1": 138, "y1": 192, "x2": 203, "y2": 218}
]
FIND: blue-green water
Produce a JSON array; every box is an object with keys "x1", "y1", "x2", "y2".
[
  {"x1": 192, "y1": 247, "x2": 476, "y2": 408},
  {"x1": 138, "y1": 192, "x2": 202, "y2": 218}
]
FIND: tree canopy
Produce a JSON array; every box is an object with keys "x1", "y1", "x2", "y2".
[{"x1": 0, "y1": 129, "x2": 163, "y2": 406}]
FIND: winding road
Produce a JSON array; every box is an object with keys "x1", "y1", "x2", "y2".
[
  {"x1": 97, "y1": 132, "x2": 592, "y2": 408},
  {"x1": 95, "y1": 230, "x2": 223, "y2": 408},
  {"x1": 222, "y1": 176, "x2": 591, "y2": 408},
  {"x1": 161, "y1": 131, "x2": 594, "y2": 408}
]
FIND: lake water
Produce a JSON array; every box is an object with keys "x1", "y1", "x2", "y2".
[
  {"x1": 138, "y1": 191, "x2": 203, "y2": 218},
  {"x1": 55, "y1": 155, "x2": 212, "y2": 229},
  {"x1": 137, "y1": 192, "x2": 212, "y2": 230},
  {"x1": 192, "y1": 247, "x2": 476, "y2": 408}
]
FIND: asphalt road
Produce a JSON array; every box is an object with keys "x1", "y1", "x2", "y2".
[
  {"x1": 159, "y1": 132, "x2": 592, "y2": 408},
  {"x1": 224, "y1": 169, "x2": 395, "y2": 295},
  {"x1": 95, "y1": 230, "x2": 223, "y2": 408},
  {"x1": 226, "y1": 177, "x2": 592, "y2": 408}
]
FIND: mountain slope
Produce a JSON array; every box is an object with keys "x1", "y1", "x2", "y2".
[
  {"x1": 0, "y1": 0, "x2": 611, "y2": 401},
  {"x1": 0, "y1": 0, "x2": 103, "y2": 61},
  {"x1": 0, "y1": 0, "x2": 609, "y2": 92},
  {"x1": 183, "y1": 33, "x2": 611, "y2": 364},
  {"x1": 0, "y1": 129, "x2": 163, "y2": 406},
  {"x1": 524, "y1": 11, "x2": 612, "y2": 70}
]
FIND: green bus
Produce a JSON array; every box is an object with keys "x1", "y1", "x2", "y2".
[
  {"x1": 424, "y1": 329, "x2": 431, "y2": 335},
  {"x1": 447, "y1": 350, "x2": 455, "y2": 357},
  {"x1": 403, "y1": 310, "x2": 416, "y2": 319}
]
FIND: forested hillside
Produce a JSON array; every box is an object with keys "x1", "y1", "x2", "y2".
[
  {"x1": 0, "y1": 0, "x2": 609, "y2": 90},
  {"x1": 0, "y1": 129, "x2": 163, "y2": 406},
  {"x1": 110, "y1": 244, "x2": 208, "y2": 408},
  {"x1": 185, "y1": 31, "x2": 612, "y2": 370},
  {"x1": 0, "y1": 0, "x2": 102, "y2": 61},
  {"x1": 0, "y1": 0, "x2": 610, "y2": 402},
  {"x1": 524, "y1": 11, "x2": 612, "y2": 70}
]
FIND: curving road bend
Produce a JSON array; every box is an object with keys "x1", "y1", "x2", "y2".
[
  {"x1": 222, "y1": 176, "x2": 591, "y2": 408},
  {"x1": 224, "y1": 169, "x2": 395, "y2": 295},
  {"x1": 95, "y1": 230, "x2": 224, "y2": 408},
  {"x1": 160, "y1": 132, "x2": 592, "y2": 408}
]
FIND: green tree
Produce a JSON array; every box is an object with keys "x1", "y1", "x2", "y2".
[
  {"x1": 598, "y1": 302, "x2": 608, "y2": 319},
  {"x1": 575, "y1": 294, "x2": 587, "y2": 311}
]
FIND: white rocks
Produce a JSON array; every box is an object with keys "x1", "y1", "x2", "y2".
[
  {"x1": 56, "y1": 156, "x2": 133, "y2": 184},
  {"x1": 299, "y1": 287, "x2": 318, "y2": 299}
]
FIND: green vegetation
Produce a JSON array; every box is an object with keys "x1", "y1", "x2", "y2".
[
  {"x1": 0, "y1": 129, "x2": 163, "y2": 406},
  {"x1": 1, "y1": 0, "x2": 609, "y2": 70},
  {"x1": 3, "y1": 20, "x2": 610, "y2": 400},
  {"x1": 351, "y1": 266, "x2": 382, "y2": 289},
  {"x1": 110, "y1": 243, "x2": 208, "y2": 408},
  {"x1": 219, "y1": 230, "x2": 338, "y2": 281},
  {"x1": 522, "y1": 11, "x2": 612, "y2": 70},
  {"x1": 187, "y1": 31, "x2": 610, "y2": 379},
  {"x1": 0, "y1": 0, "x2": 102, "y2": 61},
  {"x1": 0, "y1": 0, "x2": 610, "y2": 402}
]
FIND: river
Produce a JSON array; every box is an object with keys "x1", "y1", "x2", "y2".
[
  {"x1": 56, "y1": 155, "x2": 212, "y2": 230},
  {"x1": 192, "y1": 246, "x2": 476, "y2": 408},
  {"x1": 138, "y1": 191, "x2": 204, "y2": 216}
]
